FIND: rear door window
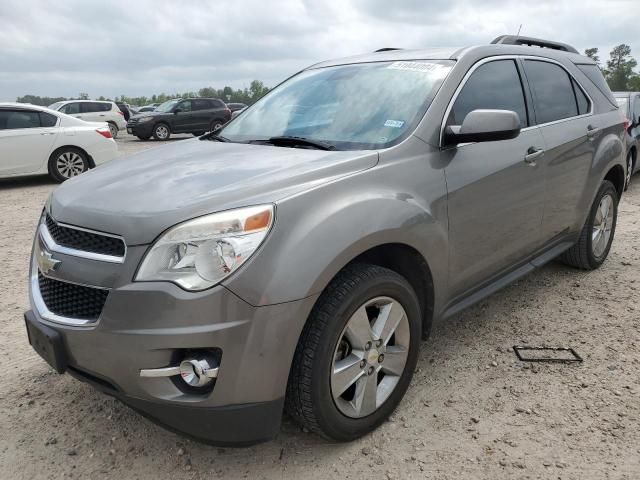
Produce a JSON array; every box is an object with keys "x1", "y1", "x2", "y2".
[
  {"x1": 524, "y1": 60, "x2": 578, "y2": 124},
  {"x1": 81, "y1": 102, "x2": 101, "y2": 113},
  {"x1": 193, "y1": 100, "x2": 211, "y2": 111},
  {"x1": 448, "y1": 59, "x2": 529, "y2": 128}
]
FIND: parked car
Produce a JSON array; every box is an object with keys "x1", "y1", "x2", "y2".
[
  {"x1": 137, "y1": 105, "x2": 157, "y2": 113},
  {"x1": 115, "y1": 102, "x2": 133, "y2": 122},
  {"x1": 25, "y1": 36, "x2": 626, "y2": 446},
  {"x1": 227, "y1": 102, "x2": 247, "y2": 112},
  {"x1": 613, "y1": 91, "x2": 640, "y2": 189},
  {"x1": 126, "y1": 98, "x2": 231, "y2": 140},
  {"x1": 0, "y1": 103, "x2": 117, "y2": 182},
  {"x1": 231, "y1": 106, "x2": 247, "y2": 119},
  {"x1": 48, "y1": 100, "x2": 126, "y2": 139}
]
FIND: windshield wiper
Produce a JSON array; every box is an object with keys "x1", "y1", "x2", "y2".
[
  {"x1": 201, "y1": 132, "x2": 231, "y2": 142},
  {"x1": 261, "y1": 136, "x2": 336, "y2": 150}
]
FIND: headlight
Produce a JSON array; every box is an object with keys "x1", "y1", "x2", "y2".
[
  {"x1": 135, "y1": 205, "x2": 274, "y2": 291},
  {"x1": 138, "y1": 116, "x2": 154, "y2": 123}
]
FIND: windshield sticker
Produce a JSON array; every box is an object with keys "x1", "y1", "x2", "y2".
[
  {"x1": 384, "y1": 119, "x2": 405, "y2": 128},
  {"x1": 387, "y1": 61, "x2": 446, "y2": 73}
]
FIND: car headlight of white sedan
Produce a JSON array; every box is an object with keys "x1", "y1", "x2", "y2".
[{"x1": 136, "y1": 205, "x2": 274, "y2": 291}]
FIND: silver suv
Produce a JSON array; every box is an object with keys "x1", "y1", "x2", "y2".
[{"x1": 25, "y1": 36, "x2": 626, "y2": 446}]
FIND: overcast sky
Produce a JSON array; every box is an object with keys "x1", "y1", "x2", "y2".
[{"x1": 1, "y1": 0, "x2": 638, "y2": 101}]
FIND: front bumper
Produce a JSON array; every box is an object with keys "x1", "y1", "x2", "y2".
[
  {"x1": 26, "y1": 268, "x2": 318, "y2": 445},
  {"x1": 126, "y1": 121, "x2": 154, "y2": 137}
]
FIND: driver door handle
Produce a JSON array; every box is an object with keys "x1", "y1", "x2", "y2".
[{"x1": 524, "y1": 147, "x2": 545, "y2": 165}]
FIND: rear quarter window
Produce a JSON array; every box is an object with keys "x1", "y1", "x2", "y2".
[{"x1": 576, "y1": 64, "x2": 618, "y2": 107}]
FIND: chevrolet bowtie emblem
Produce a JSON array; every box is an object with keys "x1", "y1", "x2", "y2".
[{"x1": 38, "y1": 246, "x2": 61, "y2": 275}]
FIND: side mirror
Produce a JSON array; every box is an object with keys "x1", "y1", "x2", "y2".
[
  {"x1": 173, "y1": 109, "x2": 182, "y2": 114},
  {"x1": 444, "y1": 109, "x2": 521, "y2": 146}
]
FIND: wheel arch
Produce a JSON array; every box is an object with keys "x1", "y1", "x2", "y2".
[
  {"x1": 347, "y1": 243, "x2": 435, "y2": 339},
  {"x1": 604, "y1": 163, "x2": 625, "y2": 199},
  {"x1": 48, "y1": 145, "x2": 93, "y2": 168}
]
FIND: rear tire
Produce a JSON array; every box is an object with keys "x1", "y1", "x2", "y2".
[
  {"x1": 107, "y1": 122, "x2": 118, "y2": 139},
  {"x1": 48, "y1": 147, "x2": 89, "y2": 183},
  {"x1": 559, "y1": 180, "x2": 618, "y2": 270},
  {"x1": 152, "y1": 123, "x2": 171, "y2": 141},
  {"x1": 285, "y1": 263, "x2": 421, "y2": 441},
  {"x1": 625, "y1": 152, "x2": 633, "y2": 190},
  {"x1": 209, "y1": 120, "x2": 223, "y2": 132}
]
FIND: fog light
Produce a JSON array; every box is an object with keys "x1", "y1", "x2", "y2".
[
  {"x1": 179, "y1": 358, "x2": 218, "y2": 387},
  {"x1": 140, "y1": 356, "x2": 219, "y2": 389}
]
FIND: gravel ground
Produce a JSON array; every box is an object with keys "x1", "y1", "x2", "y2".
[{"x1": 0, "y1": 133, "x2": 639, "y2": 479}]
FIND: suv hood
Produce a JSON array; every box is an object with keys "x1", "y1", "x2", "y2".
[{"x1": 50, "y1": 139, "x2": 378, "y2": 245}]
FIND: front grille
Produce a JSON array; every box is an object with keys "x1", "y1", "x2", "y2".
[
  {"x1": 45, "y1": 214, "x2": 125, "y2": 257},
  {"x1": 126, "y1": 118, "x2": 139, "y2": 126},
  {"x1": 38, "y1": 273, "x2": 108, "y2": 320}
]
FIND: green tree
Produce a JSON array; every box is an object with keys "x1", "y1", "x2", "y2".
[
  {"x1": 584, "y1": 47, "x2": 600, "y2": 65},
  {"x1": 606, "y1": 44, "x2": 637, "y2": 91}
]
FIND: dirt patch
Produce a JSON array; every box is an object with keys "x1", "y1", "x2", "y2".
[{"x1": 1, "y1": 137, "x2": 639, "y2": 479}]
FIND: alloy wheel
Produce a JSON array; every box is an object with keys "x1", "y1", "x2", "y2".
[
  {"x1": 592, "y1": 193, "x2": 614, "y2": 258},
  {"x1": 331, "y1": 296, "x2": 410, "y2": 418},
  {"x1": 155, "y1": 125, "x2": 169, "y2": 139},
  {"x1": 55, "y1": 151, "x2": 86, "y2": 178},
  {"x1": 108, "y1": 123, "x2": 118, "y2": 138}
]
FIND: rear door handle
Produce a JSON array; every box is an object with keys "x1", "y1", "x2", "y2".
[
  {"x1": 524, "y1": 147, "x2": 545, "y2": 164},
  {"x1": 587, "y1": 125, "x2": 601, "y2": 138}
]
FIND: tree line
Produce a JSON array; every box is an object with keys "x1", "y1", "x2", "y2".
[
  {"x1": 16, "y1": 80, "x2": 271, "y2": 107},
  {"x1": 15, "y1": 44, "x2": 640, "y2": 107},
  {"x1": 584, "y1": 44, "x2": 639, "y2": 91}
]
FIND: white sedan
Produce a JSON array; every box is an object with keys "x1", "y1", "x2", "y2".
[{"x1": 0, "y1": 103, "x2": 118, "y2": 182}]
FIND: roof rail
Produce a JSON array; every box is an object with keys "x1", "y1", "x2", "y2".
[
  {"x1": 491, "y1": 35, "x2": 579, "y2": 54},
  {"x1": 374, "y1": 48, "x2": 403, "y2": 53}
]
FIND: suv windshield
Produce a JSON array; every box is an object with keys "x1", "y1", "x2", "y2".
[
  {"x1": 221, "y1": 60, "x2": 453, "y2": 150},
  {"x1": 155, "y1": 99, "x2": 180, "y2": 113},
  {"x1": 48, "y1": 102, "x2": 64, "y2": 111}
]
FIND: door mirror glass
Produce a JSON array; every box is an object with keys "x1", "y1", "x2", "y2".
[{"x1": 444, "y1": 109, "x2": 521, "y2": 145}]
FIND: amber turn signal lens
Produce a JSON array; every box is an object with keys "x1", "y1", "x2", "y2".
[{"x1": 244, "y1": 209, "x2": 272, "y2": 231}]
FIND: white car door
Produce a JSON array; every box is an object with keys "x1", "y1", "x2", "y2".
[{"x1": 0, "y1": 108, "x2": 58, "y2": 175}]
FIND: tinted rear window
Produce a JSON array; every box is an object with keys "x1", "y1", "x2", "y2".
[
  {"x1": 577, "y1": 64, "x2": 617, "y2": 106},
  {"x1": 524, "y1": 60, "x2": 578, "y2": 124}
]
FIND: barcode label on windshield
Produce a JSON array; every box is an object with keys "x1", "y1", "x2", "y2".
[{"x1": 387, "y1": 61, "x2": 444, "y2": 73}]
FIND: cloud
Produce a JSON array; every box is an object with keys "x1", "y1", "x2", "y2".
[{"x1": 0, "y1": 0, "x2": 638, "y2": 101}]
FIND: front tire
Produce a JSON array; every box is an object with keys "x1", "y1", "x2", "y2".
[
  {"x1": 559, "y1": 180, "x2": 618, "y2": 270},
  {"x1": 48, "y1": 147, "x2": 89, "y2": 183},
  {"x1": 153, "y1": 123, "x2": 171, "y2": 141},
  {"x1": 286, "y1": 263, "x2": 421, "y2": 441}
]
